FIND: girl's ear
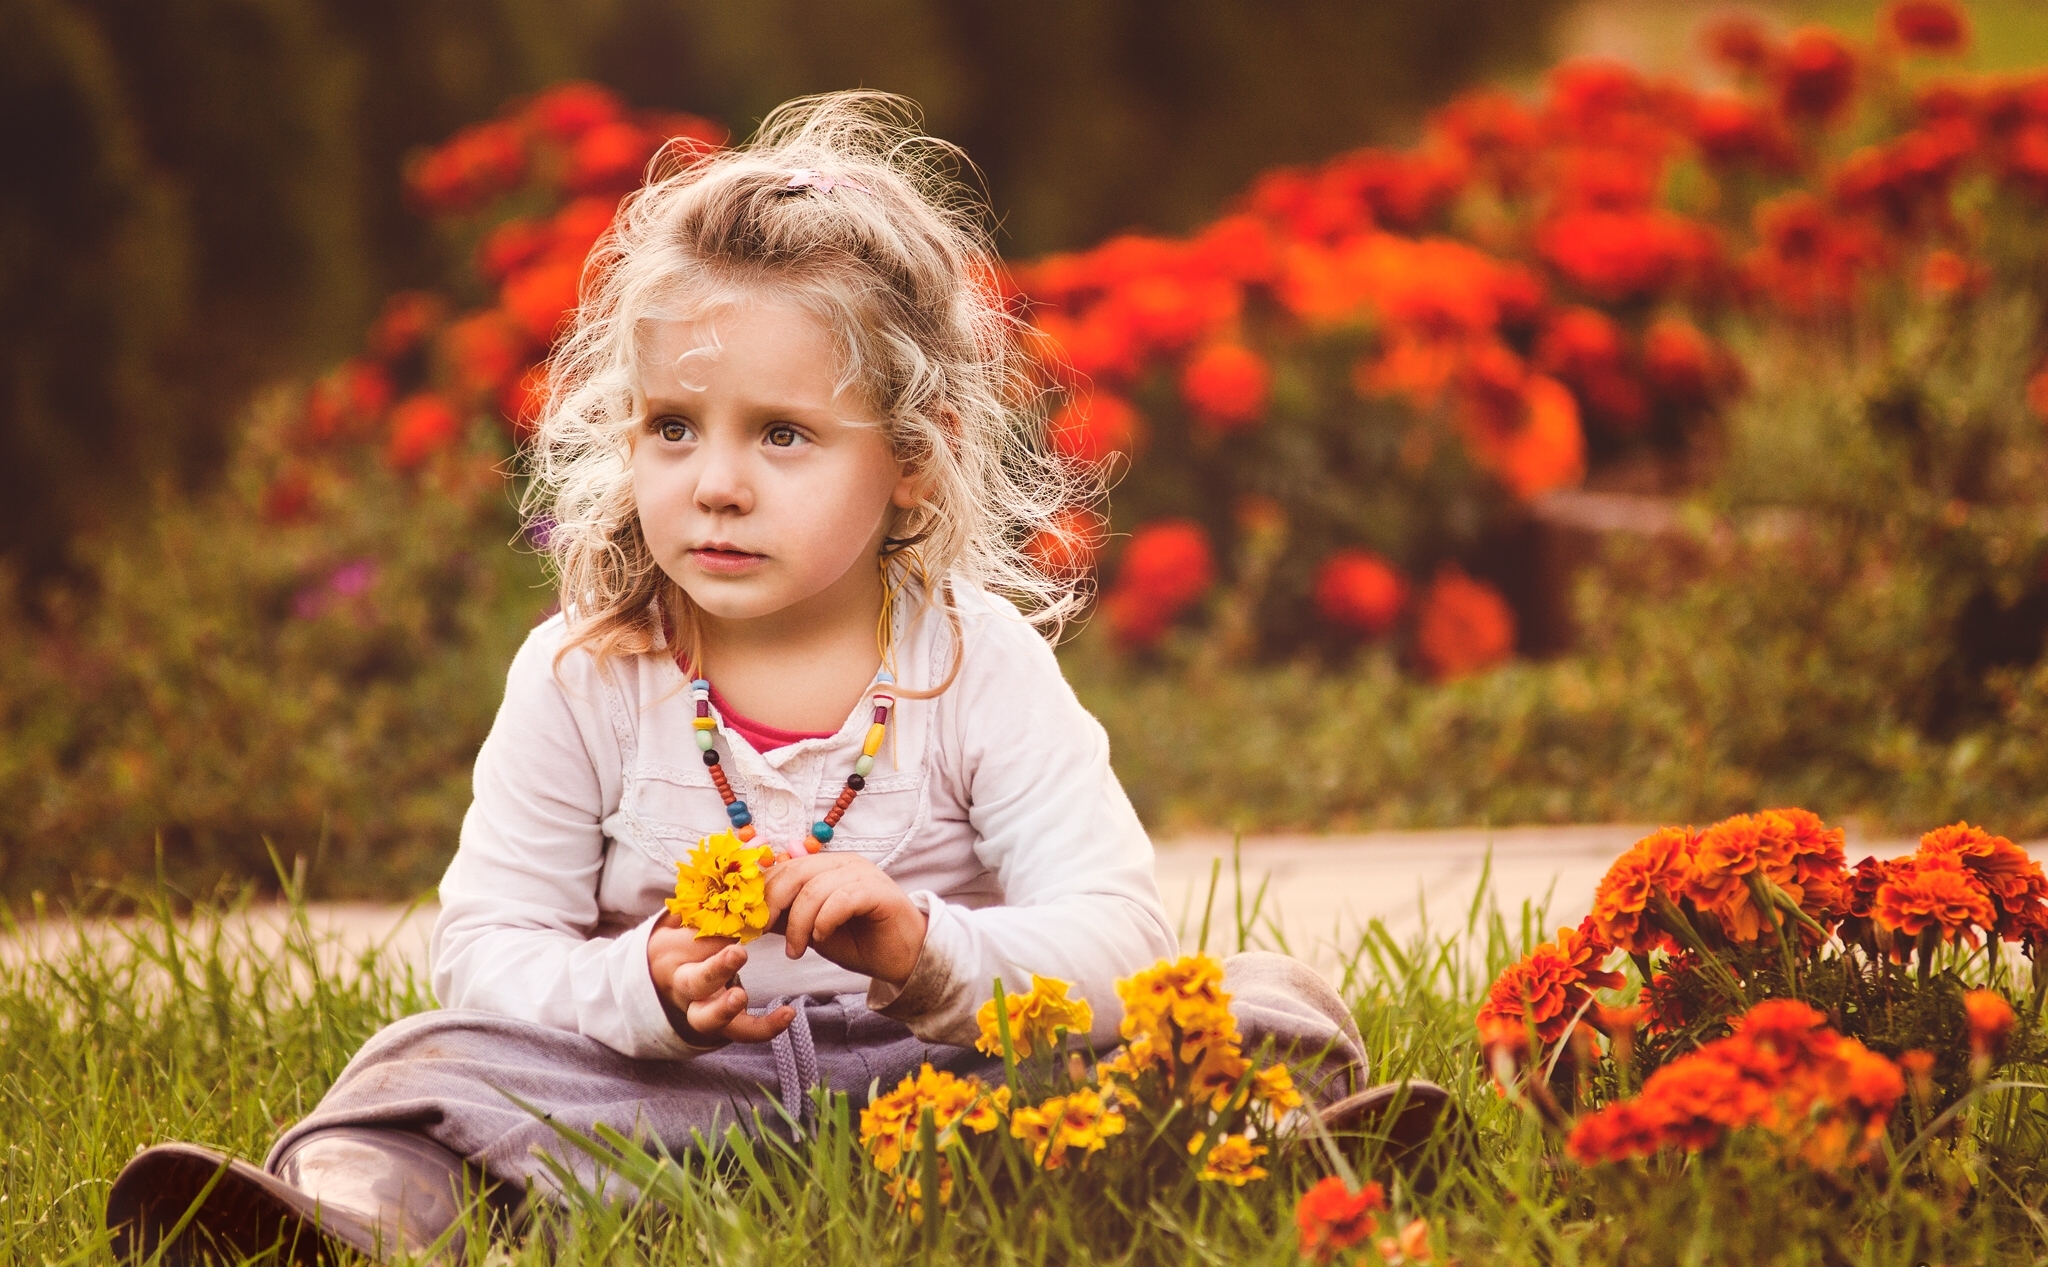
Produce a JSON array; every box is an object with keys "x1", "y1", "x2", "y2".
[
  {"x1": 891, "y1": 404, "x2": 953, "y2": 509},
  {"x1": 890, "y1": 462, "x2": 933, "y2": 511}
]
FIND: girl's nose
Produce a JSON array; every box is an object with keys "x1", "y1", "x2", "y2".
[{"x1": 691, "y1": 436, "x2": 753, "y2": 515}]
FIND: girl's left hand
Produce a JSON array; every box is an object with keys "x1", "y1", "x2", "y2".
[{"x1": 762, "y1": 853, "x2": 927, "y2": 986}]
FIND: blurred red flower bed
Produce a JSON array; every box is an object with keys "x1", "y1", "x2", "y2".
[{"x1": 290, "y1": 2, "x2": 2033, "y2": 677}]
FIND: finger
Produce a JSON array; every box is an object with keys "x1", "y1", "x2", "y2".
[
  {"x1": 720, "y1": 1007, "x2": 797, "y2": 1044},
  {"x1": 671, "y1": 944, "x2": 746, "y2": 1001},
  {"x1": 810, "y1": 882, "x2": 878, "y2": 945},
  {"x1": 685, "y1": 984, "x2": 751, "y2": 1034},
  {"x1": 781, "y1": 876, "x2": 840, "y2": 959},
  {"x1": 761, "y1": 853, "x2": 836, "y2": 913}
]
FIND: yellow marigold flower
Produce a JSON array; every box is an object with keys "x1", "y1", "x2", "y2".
[
  {"x1": 1251, "y1": 1062, "x2": 1305, "y2": 1112},
  {"x1": 666, "y1": 830, "x2": 775, "y2": 942},
  {"x1": 1198, "y1": 1133, "x2": 1269, "y2": 1185},
  {"x1": 885, "y1": 1159, "x2": 955, "y2": 1220},
  {"x1": 974, "y1": 974, "x2": 1095, "y2": 1058},
  {"x1": 1115, "y1": 954, "x2": 1247, "y2": 1083},
  {"x1": 1189, "y1": 1044, "x2": 1253, "y2": 1110},
  {"x1": 1008, "y1": 1087, "x2": 1125, "y2": 1170},
  {"x1": 858, "y1": 1063, "x2": 1005, "y2": 1174}
]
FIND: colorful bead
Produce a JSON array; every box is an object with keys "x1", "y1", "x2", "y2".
[
  {"x1": 693, "y1": 716, "x2": 716, "y2": 731},
  {"x1": 804, "y1": 837, "x2": 823, "y2": 854},
  {"x1": 695, "y1": 730, "x2": 715, "y2": 751},
  {"x1": 872, "y1": 692, "x2": 895, "y2": 710},
  {"x1": 862, "y1": 723, "x2": 886, "y2": 756},
  {"x1": 735, "y1": 824, "x2": 756, "y2": 842},
  {"x1": 871, "y1": 706, "x2": 889, "y2": 725},
  {"x1": 695, "y1": 700, "x2": 711, "y2": 717},
  {"x1": 726, "y1": 805, "x2": 752, "y2": 827},
  {"x1": 854, "y1": 754, "x2": 874, "y2": 777},
  {"x1": 692, "y1": 679, "x2": 710, "y2": 692},
  {"x1": 846, "y1": 773, "x2": 865, "y2": 791},
  {"x1": 703, "y1": 749, "x2": 720, "y2": 766},
  {"x1": 876, "y1": 670, "x2": 894, "y2": 685},
  {"x1": 811, "y1": 822, "x2": 834, "y2": 843}
]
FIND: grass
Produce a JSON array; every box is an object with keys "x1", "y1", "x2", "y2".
[{"x1": 4, "y1": 856, "x2": 2046, "y2": 1265}]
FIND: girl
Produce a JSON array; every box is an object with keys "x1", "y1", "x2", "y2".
[{"x1": 108, "y1": 93, "x2": 1409, "y2": 1263}]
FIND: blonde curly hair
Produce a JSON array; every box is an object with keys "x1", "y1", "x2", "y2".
[{"x1": 522, "y1": 92, "x2": 1095, "y2": 686}]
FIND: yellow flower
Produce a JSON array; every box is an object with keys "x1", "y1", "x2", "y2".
[
  {"x1": 665, "y1": 831, "x2": 775, "y2": 942},
  {"x1": 1114, "y1": 954, "x2": 1242, "y2": 1074},
  {"x1": 1008, "y1": 1087, "x2": 1126, "y2": 1169},
  {"x1": 1197, "y1": 1134, "x2": 1269, "y2": 1186},
  {"x1": 1188, "y1": 1044, "x2": 1254, "y2": 1110},
  {"x1": 885, "y1": 1159, "x2": 955, "y2": 1220},
  {"x1": 974, "y1": 974, "x2": 1096, "y2": 1058},
  {"x1": 1251, "y1": 1062, "x2": 1305, "y2": 1113},
  {"x1": 858, "y1": 1063, "x2": 1006, "y2": 1173}
]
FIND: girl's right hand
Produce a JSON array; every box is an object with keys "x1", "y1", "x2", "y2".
[{"x1": 647, "y1": 911, "x2": 796, "y2": 1046}]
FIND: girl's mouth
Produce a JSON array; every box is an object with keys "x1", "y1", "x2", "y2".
[{"x1": 689, "y1": 546, "x2": 766, "y2": 576}]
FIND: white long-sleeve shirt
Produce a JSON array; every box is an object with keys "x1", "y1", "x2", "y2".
[{"x1": 430, "y1": 585, "x2": 1177, "y2": 1060}]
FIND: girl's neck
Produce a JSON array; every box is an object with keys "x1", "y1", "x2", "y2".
[{"x1": 693, "y1": 561, "x2": 888, "y2": 734}]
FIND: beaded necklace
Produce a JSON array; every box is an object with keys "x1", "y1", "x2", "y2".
[{"x1": 690, "y1": 672, "x2": 896, "y2": 863}]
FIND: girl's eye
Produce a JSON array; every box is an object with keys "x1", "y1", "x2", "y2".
[
  {"x1": 765, "y1": 424, "x2": 803, "y2": 448},
  {"x1": 655, "y1": 417, "x2": 691, "y2": 443}
]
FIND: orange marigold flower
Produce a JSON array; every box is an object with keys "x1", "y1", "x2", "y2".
[
  {"x1": 1872, "y1": 853, "x2": 1996, "y2": 947},
  {"x1": 2027, "y1": 367, "x2": 2048, "y2": 424},
  {"x1": 1917, "y1": 822, "x2": 2048, "y2": 939},
  {"x1": 1701, "y1": 13, "x2": 1776, "y2": 76},
  {"x1": 1642, "y1": 316, "x2": 1722, "y2": 407},
  {"x1": 1536, "y1": 209, "x2": 1719, "y2": 303},
  {"x1": 1475, "y1": 924, "x2": 1620, "y2": 1045},
  {"x1": 1101, "y1": 519, "x2": 1215, "y2": 650},
  {"x1": 1024, "y1": 508, "x2": 1107, "y2": 580},
  {"x1": 1295, "y1": 1177, "x2": 1386, "y2": 1264},
  {"x1": 440, "y1": 309, "x2": 533, "y2": 404},
  {"x1": 501, "y1": 255, "x2": 588, "y2": 347},
  {"x1": 1180, "y1": 342, "x2": 1272, "y2": 430},
  {"x1": 366, "y1": 291, "x2": 450, "y2": 362},
  {"x1": 1776, "y1": 28, "x2": 1858, "y2": 125},
  {"x1": 1685, "y1": 813, "x2": 1781, "y2": 942},
  {"x1": 566, "y1": 120, "x2": 659, "y2": 196},
  {"x1": 386, "y1": 392, "x2": 464, "y2": 470},
  {"x1": 408, "y1": 120, "x2": 528, "y2": 214},
  {"x1": 1313, "y1": 549, "x2": 1408, "y2": 637},
  {"x1": 1964, "y1": 989, "x2": 2017, "y2": 1061},
  {"x1": 1590, "y1": 826, "x2": 1697, "y2": 953},
  {"x1": 1888, "y1": 0, "x2": 1970, "y2": 55},
  {"x1": 523, "y1": 80, "x2": 625, "y2": 141},
  {"x1": 1049, "y1": 393, "x2": 1143, "y2": 466},
  {"x1": 1415, "y1": 565, "x2": 1516, "y2": 681}
]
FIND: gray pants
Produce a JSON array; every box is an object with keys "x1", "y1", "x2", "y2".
[{"x1": 266, "y1": 951, "x2": 1364, "y2": 1194}]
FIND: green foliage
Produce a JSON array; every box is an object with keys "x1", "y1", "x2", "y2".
[{"x1": 0, "y1": 396, "x2": 545, "y2": 901}]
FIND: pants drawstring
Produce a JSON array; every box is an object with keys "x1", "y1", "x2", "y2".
[{"x1": 766, "y1": 996, "x2": 820, "y2": 1132}]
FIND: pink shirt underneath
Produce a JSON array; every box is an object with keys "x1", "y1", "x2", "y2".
[{"x1": 708, "y1": 686, "x2": 836, "y2": 754}]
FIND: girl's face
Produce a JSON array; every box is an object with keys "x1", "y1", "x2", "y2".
[{"x1": 631, "y1": 298, "x2": 920, "y2": 625}]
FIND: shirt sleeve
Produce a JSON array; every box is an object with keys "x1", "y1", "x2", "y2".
[
  {"x1": 429, "y1": 623, "x2": 709, "y2": 1060},
  {"x1": 867, "y1": 601, "x2": 1179, "y2": 1047}
]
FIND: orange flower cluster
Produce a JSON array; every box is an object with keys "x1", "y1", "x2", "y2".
[
  {"x1": 296, "y1": 83, "x2": 724, "y2": 482},
  {"x1": 1866, "y1": 822, "x2": 2048, "y2": 952},
  {"x1": 1567, "y1": 999, "x2": 1904, "y2": 1169},
  {"x1": 1586, "y1": 809, "x2": 1849, "y2": 953},
  {"x1": 1475, "y1": 920, "x2": 1625, "y2": 1045},
  {"x1": 1313, "y1": 549, "x2": 1408, "y2": 637}
]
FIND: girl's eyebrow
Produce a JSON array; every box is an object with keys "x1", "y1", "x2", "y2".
[{"x1": 640, "y1": 393, "x2": 842, "y2": 419}]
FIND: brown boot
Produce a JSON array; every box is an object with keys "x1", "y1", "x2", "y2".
[
  {"x1": 106, "y1": 1128, "x2": 496, "y2": 1264},
  {"x1": 1318, "y1": 1080, "x2": 1464, "y2": 1189}
]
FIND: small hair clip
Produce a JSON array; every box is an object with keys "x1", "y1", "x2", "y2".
[{"x1": 783, "y1": 167, "x2": 872, "y2": 196}]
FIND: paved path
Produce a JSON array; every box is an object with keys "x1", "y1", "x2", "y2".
[{"x1": 7, "y1": 826, "x2": 1940, "y2": 980}]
